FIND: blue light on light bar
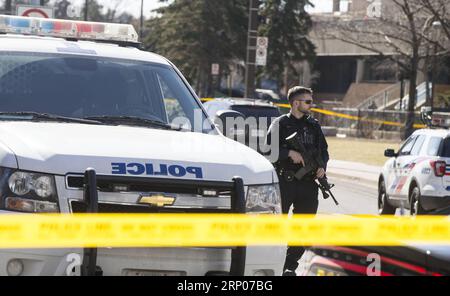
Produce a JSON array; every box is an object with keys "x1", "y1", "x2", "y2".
[
  {"x1": 40, "y1": 21, "x2": 54, "y2": 31},
  {"x1": 7, "y1": 18, "x2": 31, "y2": 28}
]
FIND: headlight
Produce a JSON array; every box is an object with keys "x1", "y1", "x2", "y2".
[
  {"x1": 9, "y1": 172, "x2": 56, "y2": 198},
  {"x1": 8, "y1": 172, "x2": 32, "y2": 196},
  {"x1": 246, "y1": 184, "x2": 281, "y2": 214},
  {"x1": 1, "y1": 169, "x2": 59, "y2": 213}
]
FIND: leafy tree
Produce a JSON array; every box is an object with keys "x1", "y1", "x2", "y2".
[
  {"x1": 259, "y1": 0, "x2": 316, "y2": 93},
  {"x1": 143, "y1": 0, "x2": 247, "y2": 97}
]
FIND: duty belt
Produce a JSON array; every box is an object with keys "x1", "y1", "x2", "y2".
[{"x1": 277, "y1": 167, "x2": 314, "y2": 183}]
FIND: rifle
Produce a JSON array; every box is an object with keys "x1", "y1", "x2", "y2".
[{"x1": 285, "y1": 132, "x2": 339, "y2": 205}]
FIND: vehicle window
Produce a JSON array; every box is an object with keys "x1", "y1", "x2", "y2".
[
  {"x1": 427, "y1": 137, "x2": 443, "y2": 156},
  {"x1": 156, "y1": 73, "x2": 187, "y2": 123},
  {"x1": 230, "y1": 105, "x2": 280, "y2": 130},
  {"x1": 398, "y1": 135, "x2": 417, "y2": 156},
  {"x1": 410, "y1": 135, "x2": 426, "y2": 156},
  {"x1": 440, "y1": 138, "x2": 450, "y2": 157},
  {"x1": 203, "y1": 102, "x2": 226, "y2": 121},
  {"x1": 0, "y1": 52, "x2": 213, "y2": 133}
]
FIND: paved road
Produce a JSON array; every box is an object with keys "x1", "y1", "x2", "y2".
[
  {"x1": 294, "y1": 176, "x2": 378, "y2": 275},
  {"x1": 316, "y1": 176, "x2": 378, "y2": 215}
]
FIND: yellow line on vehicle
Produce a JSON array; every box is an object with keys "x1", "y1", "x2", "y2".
[{"x1": 0, "y1": 214, "x2": 448, "y2": 248}]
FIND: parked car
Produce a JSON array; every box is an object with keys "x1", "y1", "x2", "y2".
[
  {"x1": 301, "y1": 245, "x2": 450, "y2": 276},
  {"x1": 203, "y1": 98, "x2": 281, "y2": 153},
  {"x1": 378, "y1": 128, "x2": 450, "y2": 215}
]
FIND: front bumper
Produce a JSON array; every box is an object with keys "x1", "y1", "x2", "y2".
[
  {"x1": 0, "y1": 172, "x2": 285, "y2": 276},
  {"x1": 0, "y1": 246, "x2": 285, "y2": 276}
]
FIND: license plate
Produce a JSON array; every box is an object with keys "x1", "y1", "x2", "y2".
[{"x1": 122, "y1": 269, "x2": 185, "y2": 276}]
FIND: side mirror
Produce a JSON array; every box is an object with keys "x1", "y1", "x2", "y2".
[{"x1": 384, "y1": 149, "x2": 397, "y2": 158}]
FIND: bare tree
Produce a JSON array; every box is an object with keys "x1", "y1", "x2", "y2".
[
  {"x1": 316, "y1": 0, "x2": 449, "y2": 138},
  {"x1": 419, "y1": 0, "x2": 450, "y2": 41}
]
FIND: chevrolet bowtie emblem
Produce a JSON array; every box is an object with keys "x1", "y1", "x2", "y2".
[{"x1": 139, "y1": 195, "x2": 176, "y2": 207}]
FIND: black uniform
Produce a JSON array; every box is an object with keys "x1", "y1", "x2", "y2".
[{"x1": 265, "y1": 113, "x2": 329, "y2": 272}]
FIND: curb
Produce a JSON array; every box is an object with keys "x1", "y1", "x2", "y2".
[{"x1": 326, "y1": 171, "x2": 379, "y2": 188}]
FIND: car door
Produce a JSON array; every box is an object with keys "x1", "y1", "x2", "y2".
[{"x1": 389, "y1": 135, "x2": 418, "y2": 198}]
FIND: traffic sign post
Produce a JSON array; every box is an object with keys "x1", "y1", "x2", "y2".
[
  {"x1": 257, "y1": 37, "x2": 268, "y2": 48},
  {"x1": 211, "y1": 63, "x2": 220, "y2": 76},
  {"x1": 255, "y1": 47, "x2": 267, "y2": 66},
  {"x1": 256, "y1": 36, "x2": 268, "y2": 66}
]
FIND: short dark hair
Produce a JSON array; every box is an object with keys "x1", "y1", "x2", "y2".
[{"x1": 287, "y1": 86, "x2": 313, "y2": 104}]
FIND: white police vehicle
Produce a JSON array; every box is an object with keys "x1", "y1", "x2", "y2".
[
  {"x1": 0, "y1": 15, "x2": 284, "y2": 276},
  {"x1": 379, "y1": 125, "x2": 450, "y2": 215}
]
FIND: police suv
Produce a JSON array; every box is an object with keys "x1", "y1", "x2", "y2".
[
  {"x1": 379, "y1": 127, "x2": 450, "y2": 215},
  {"x1": 0, "y1": 15, "x2": 284, "y2": 276}
]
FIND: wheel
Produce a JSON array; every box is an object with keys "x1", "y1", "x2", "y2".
[
  {"x1": 410, "y1": 187, "x2": 427, "y2": 216},
  {"x1": 378, "y1": 179, "x2": 396, "y2": 215}
]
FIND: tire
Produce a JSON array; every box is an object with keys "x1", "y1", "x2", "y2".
[
  {"x1": 410, "y1": 187, "x2": 427, "y2": 216},
  {"x1": 378, "y1": 179, "x2": 396, "y2": 215}
]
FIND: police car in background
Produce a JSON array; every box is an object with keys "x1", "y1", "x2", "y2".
[
  {"x1": 379, "y1": 121, "x2": 450, "y2": 215},
  {"x1": 0, "y1": 15, "x2": 284, "y2": 276}
]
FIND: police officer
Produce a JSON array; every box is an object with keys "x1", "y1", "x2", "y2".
[{"x1": 264, "y1": 86, "x2": 329, "y2": 276}]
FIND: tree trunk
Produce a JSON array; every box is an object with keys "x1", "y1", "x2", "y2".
[
  {"x1": 283, "y1": 66, "x2": 289, "y2": 96},
  {"x1": 5, "y1": 0, "x2": 12, "y2": 14},
  {"x1": 405, "y1": 68, "x2": 418, "y2": 139}
]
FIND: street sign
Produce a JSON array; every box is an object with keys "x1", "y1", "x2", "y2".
[
  {"x1": 257, "y1": 37, "x2": 268, "y2": 48},
  {"x1": 255, "y1": 47, "x2": 267, "y2": 66},
  {"x1": 366, "y1": 0, "x2": 382, "y2": 18},
  {"x1": 211, "y1": 63, "x2": 220, "y2": 76},
  {"x1": 256, "y1": 36, "x2": 268, "y2": 66},
  {"x1": 17, "y1": 5, "x2": 54, "y2": 19}
]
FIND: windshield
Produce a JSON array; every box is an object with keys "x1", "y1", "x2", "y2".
[{"x1": 0, "y1": 52, "x2": 214, "y2": 133}]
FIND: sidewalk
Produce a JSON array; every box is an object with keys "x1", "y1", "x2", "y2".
[{"x1": 326, "y1": 159, "x2": 381, "y2": 188}]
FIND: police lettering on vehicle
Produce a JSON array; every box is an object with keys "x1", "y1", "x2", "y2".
[{"x1": 111, "y1": 163, "x2": 203, "y2": 179}]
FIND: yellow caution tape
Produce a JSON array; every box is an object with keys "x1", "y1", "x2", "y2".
[
  {"x1": 201, "y1": 98, "x2": 426, "y2": 129},
  {"x1": 275, "y1": 104, "x2": 426, "y2": 129},
  {"x1": 0, "y1": 214, "x2": 449, "y2": 248},
  {"x1": 201, "y1": 98, "x2": 215, "y2": 102}
]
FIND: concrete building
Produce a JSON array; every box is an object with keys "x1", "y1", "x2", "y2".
[{"x1": 306, "y1": 0, "x2": 449, "y2": 110}]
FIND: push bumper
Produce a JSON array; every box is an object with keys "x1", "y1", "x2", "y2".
[{"x1": 0, "y1": 246, "x2": 285, "y2": 276}]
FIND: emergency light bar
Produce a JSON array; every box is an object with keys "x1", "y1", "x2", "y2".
[{"x1": 0, "y1": 14, "x2": 138, "y2": 44}]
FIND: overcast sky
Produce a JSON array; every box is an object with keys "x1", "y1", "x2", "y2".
[{"x1": 46, "y1": 0, "x2": 336, "y2": 18}]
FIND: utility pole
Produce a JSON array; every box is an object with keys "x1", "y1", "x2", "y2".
[
  {"x1": 244, "y1": 0, "x2": 258, "y2": 98},
  {"x1": 84, "y1": 0, "x2": 88, "y2": 21},
  {"x1": 5, "y1": 0, "x2": 12, "y2": 14},
  {"x1": 140, "y1": 0, "x2": 144, "y2": 39}
]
